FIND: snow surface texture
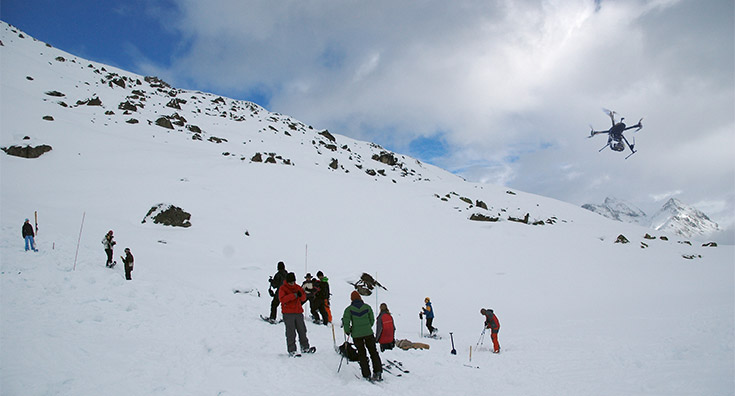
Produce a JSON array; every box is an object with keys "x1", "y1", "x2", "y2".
[{"x1": 1, "y1": 21, "x2": 733, "y2": 396}]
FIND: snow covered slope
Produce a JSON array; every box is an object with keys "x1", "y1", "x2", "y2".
[
  {"x1": 1, "y1": 21, "x2": 733, "y2": 396},
  {"x1": 583, "y1": 197, "x2": 721, "y2": 240}
]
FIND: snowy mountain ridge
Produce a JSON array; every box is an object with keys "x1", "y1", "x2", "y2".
[
  {"x1": 1, "y1": 21, "x2": 733, "y2": 396},
  {"x1": 582, "y1": 196, "x2": 720, "y2": 240}
]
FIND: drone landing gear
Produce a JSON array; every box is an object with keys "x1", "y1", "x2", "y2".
[{"x1": 624, "y1": 150, "x2": 637, "y2": 160}]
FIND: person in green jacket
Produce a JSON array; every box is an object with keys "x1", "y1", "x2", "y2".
[{"x1": 342, "y1": 291, "x2": 382, "y2": 382}]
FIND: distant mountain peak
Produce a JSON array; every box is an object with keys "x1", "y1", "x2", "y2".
[{"x1": 582, "y1": 196, "x2": 719, "y2": 240}]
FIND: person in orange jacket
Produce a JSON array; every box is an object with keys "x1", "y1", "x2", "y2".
[
  {"x1": 279, "y1": 272, "x2": 315, "y2": 357},
  {"x1": 481, "y1": 308, "x2": 501, "y2": 353}
]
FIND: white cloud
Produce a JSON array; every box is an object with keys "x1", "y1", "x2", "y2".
[{"x1": 152, "y1": 0, "x2": 733, "y2": 229}]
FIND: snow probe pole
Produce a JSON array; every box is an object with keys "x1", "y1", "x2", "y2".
[
  {"x1": 73, "y1": 212, "x2": 85, "y2": 271},
  {"x1": 476, "y1": 328, "x2": 486, "y2": 349},
  {"x1": 450, "y1": 332, "x2": 457, "y2": 355},
  {"x1": 331, "y1": 322, "x2": 337, "y2": 351}
]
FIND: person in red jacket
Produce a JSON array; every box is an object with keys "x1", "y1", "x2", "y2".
[
  {"x1": 481, "y1": 308, "x2": 501, "y2": 353},
  {"x1": 376, "y1": 303, "x2": 395, "y2": 352},
  {"x1": 279, "y1": 272, "x2": 315, "y2": 357}
]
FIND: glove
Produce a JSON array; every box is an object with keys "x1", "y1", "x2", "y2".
[
  {"x1": 294, "y1": 292, "x2": 299, "y2": 298},
  {"x1": 268, "y1": 289, "x2": 274, "y2": 297},
  {"x1": 297, "y1": 291, "x2": 302, "y2": 298}
]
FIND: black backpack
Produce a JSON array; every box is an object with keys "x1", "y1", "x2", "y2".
[{"x1": 338, "y1": 342, "x2": 360, "y2": 362}]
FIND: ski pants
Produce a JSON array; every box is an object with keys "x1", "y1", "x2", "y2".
[
  {"x1": 425, "y1": 317, "x2": 435, "y2": 334},
  {"x1": 269, "y1": 292, "x2": 280, "y2": 320},
  {"x1": 353, "y1": 334, "x2": 382, "y2": 379},
  {"x1": 283, "y1": 313, "x2": 310, "y2": 353},
  {"x1": 24, "y1": 236, "x2": 37, "y2": 251},
  {"x1": 313, "y1": 297, "x2": 330, "y2": 325},
  {"x1": 305, "y1": 296, "x2": 319, "y2": 321},
  {"x1": 124, "y1": 262, "x2": 133, "y2": 280},
  {"x1": 105, "y1": 248, "x2": 113, "y2": 266},
  {"x1": 491, "y1": 329, "x2": 500, "y2": 352}
]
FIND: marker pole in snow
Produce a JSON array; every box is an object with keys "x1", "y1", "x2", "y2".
[
  {"x1": 73, "y1": 212, "x2": 85, "y2": 271},
  {"x1": 304, "y1": 244, "x2": 308, "y2": 274},
  {"x1": 419, "y1": 312, "x2": 424, "y2": 337},
  {"x1": 34, "y1": 211, "x2": 38, "y2": 234}
]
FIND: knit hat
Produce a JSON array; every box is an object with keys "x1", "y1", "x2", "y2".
[
  {"x1": 286, "y1": 272, "x2": 296, "y2": 283},
  {"x1": 350, "y1": 290, "x2": 361, "y2": 301}
]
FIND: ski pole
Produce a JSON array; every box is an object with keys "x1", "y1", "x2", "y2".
[{"x1": 476, "y1": 328, "x2": 486, "y2": 348}]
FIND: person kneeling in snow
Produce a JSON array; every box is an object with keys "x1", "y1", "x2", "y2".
[{"x1": 481, "y1": 308, "x2": 501, "y2": 353}]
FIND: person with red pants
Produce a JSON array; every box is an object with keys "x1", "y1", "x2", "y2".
[{"x1": 481, "y1": 308, "x2": 501, "y2": 353}]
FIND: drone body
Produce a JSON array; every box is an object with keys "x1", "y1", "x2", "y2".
[{"x1": 589, "y1": 109, "x2": 643, "y2": 159}]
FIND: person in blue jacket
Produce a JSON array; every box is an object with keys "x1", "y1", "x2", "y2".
[{"x1": 420, "y1": 297, "x2": 436, "y2": 335}]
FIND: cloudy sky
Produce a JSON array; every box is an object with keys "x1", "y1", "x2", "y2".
[{"x1": 2, "y1": 0, "x2": 734, "y2": 237}]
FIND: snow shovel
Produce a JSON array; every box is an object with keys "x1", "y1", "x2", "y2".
[{"x1": 450, "y1": 332, "x2": 457, "y2": 355}]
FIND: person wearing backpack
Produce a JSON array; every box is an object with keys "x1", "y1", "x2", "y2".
[
  {"x1": 376, "y1": 303, "x2": 395, "y2": 352},
  {"x1": 342, "y1": 291, "x2": 383, "y2": 382},
  {"x1": 481, "y1": 308, "x2": 501, "y2": 353}
]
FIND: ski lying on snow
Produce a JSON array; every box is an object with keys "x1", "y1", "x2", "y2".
[{"x1": 385, "y1": 359, "x2": 409, "y2": 373}]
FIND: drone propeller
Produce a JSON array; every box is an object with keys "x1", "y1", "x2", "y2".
[{"x1": 634, "y1": 118, "x2": 644, "y2": 131}]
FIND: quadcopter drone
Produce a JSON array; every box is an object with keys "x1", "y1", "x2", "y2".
[{"x1": 588, "y1": 109, "x2": 643, "y2": 159}]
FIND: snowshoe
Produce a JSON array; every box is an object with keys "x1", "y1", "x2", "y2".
[
  {"x1": 288, "y1": 351, "x2": 301, "y2": 358},
  {"x1": 370, "y1": 372, "x2": 383, "y2": 382},
  {"x1": 260, "y1": 315, "x2": 281, "y2": 324},
  {"x1": 302, "y1": 346, "x2": 316, "y2": 354}
]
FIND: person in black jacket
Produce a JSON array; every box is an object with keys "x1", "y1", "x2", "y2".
[
  {"x1": 313, "y1": 270, "x2": 331, "y2": 325},
  {"x1": 22, "y1": 219, "x2": 37, "y2": 252},
  {"x1": 267, "y1": 261, "x2": 288, "y2": 323},
  {"x1": 121, "y1": 248, "x2": 134, "y2": 280}
]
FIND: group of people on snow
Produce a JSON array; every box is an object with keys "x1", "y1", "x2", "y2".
[
  {"x1": 20, "y1": 218, "x2": 135, "y2": 280},
  {"x1": 266, "y1": 261, "x2": 501, "y2": 382},
  {"x1": 101, "y1": 230, "x2": 134, "y2": 280}
]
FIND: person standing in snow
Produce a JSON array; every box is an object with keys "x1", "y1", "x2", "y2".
[
  {"x1": 279, "y1": 272, "x2": 315, "y2": 356},
  {"x1": 314, "y1": 270, "x2": 331, "y2": 325},
  {"x1": 302, "y1": 273, "x2": 320, "y2": 323},
  {"x1": 121, "y1": 248, "x2": 134, "y2": 280},
  {"x1": 101, "y1": 230, "x2": 116, "y2": 267},
  {"x1": 267, "y1": 261, "x2": 288, "y2": 323},
  {"x1": 376, "y1": 303, "x2": 396, "y2": 352},
  {"x1": 22, "y1": 219, "x2": 38, "y2": 252},
  {"x1": 481, "y1": 308, "x2": 501, "y2": 353},
  {"x1": 420, "y1": 297, "x2": 436, "y2": 336},
  {"x1": 342, "y1": 291, "x2": 382, "y2": 381}
]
